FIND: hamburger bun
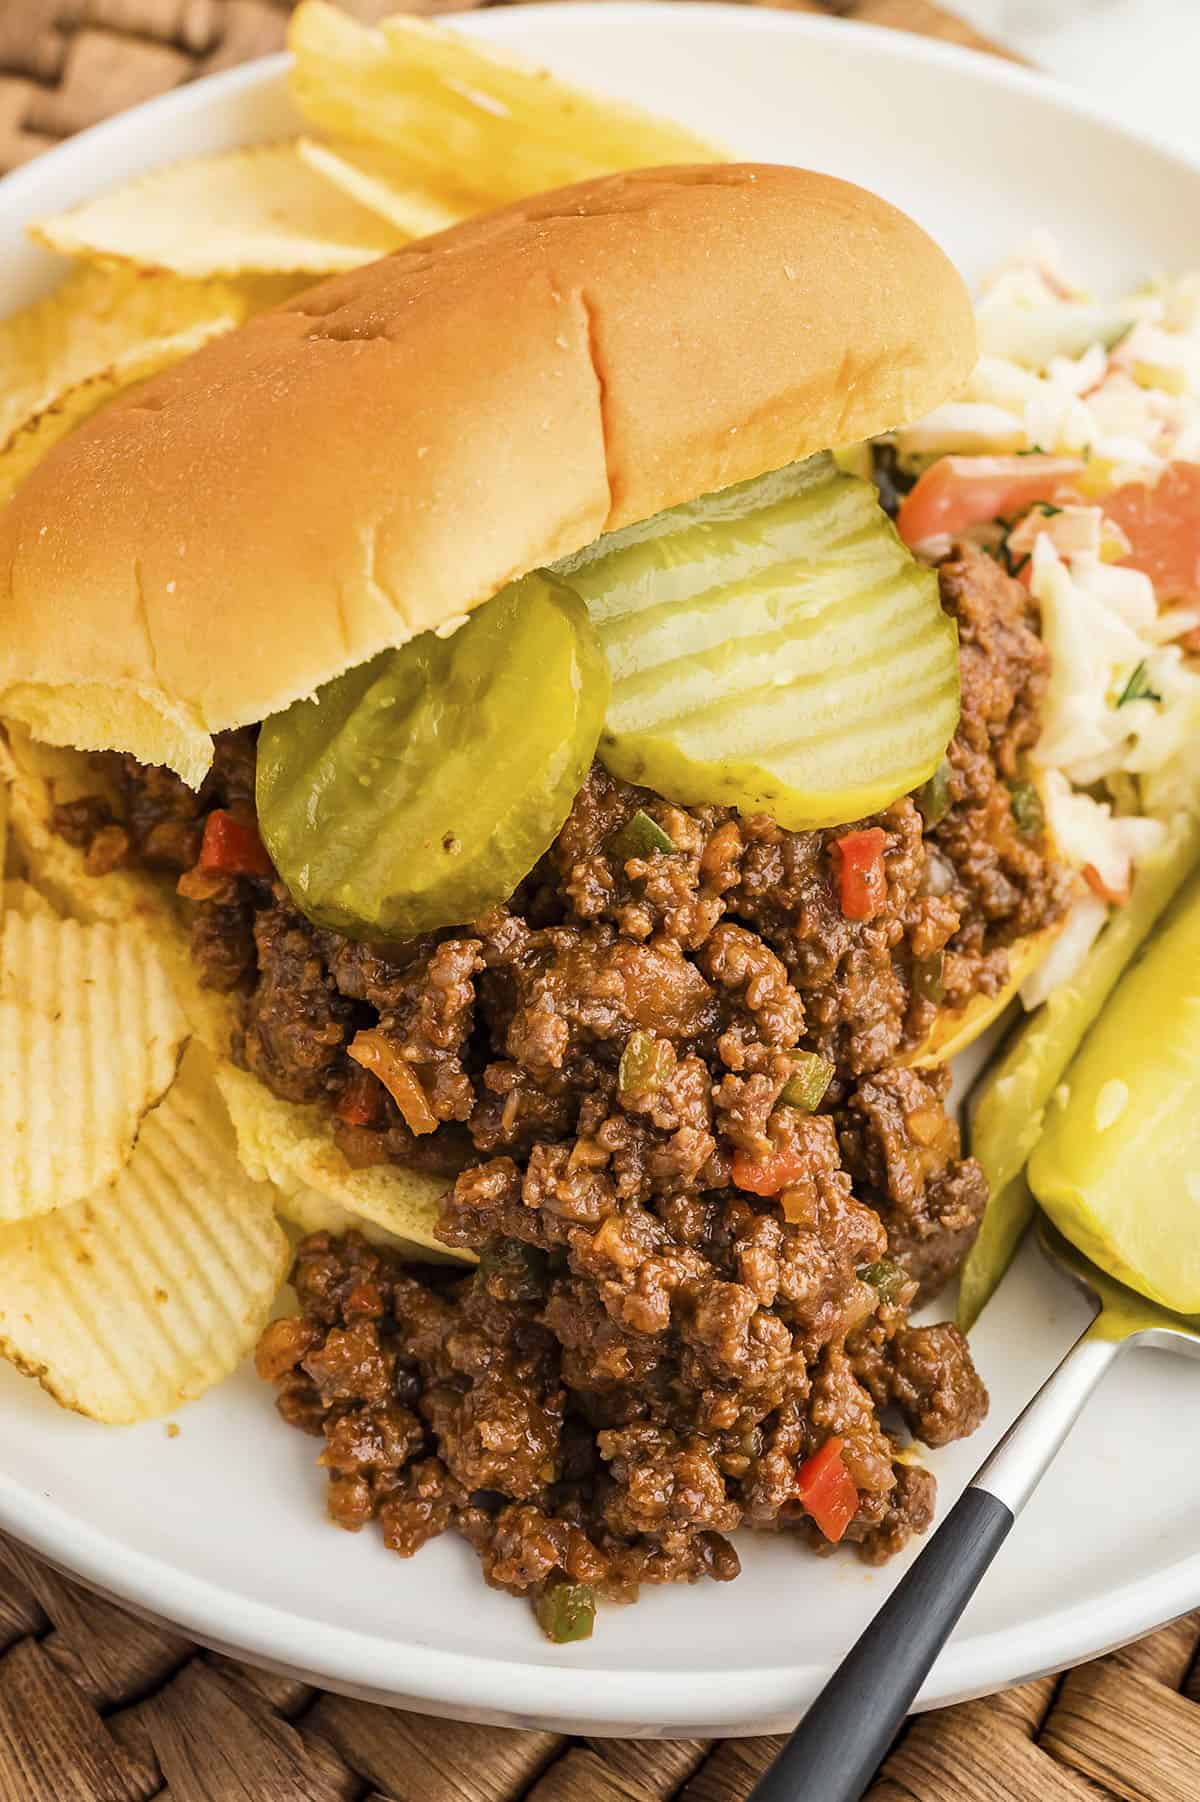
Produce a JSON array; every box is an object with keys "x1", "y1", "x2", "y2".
[{"x1": 0, "y1": 162, "x2": 974, "y2": 786}]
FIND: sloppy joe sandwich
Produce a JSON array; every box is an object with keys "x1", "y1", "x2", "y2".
[{"x1": 0, "y1": 164, "x2": 1074, "y2": 1638}]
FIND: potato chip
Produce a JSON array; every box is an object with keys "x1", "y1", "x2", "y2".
[
  {"x1": 3, "y1": 359, "x2": 196, "y2": 512},
  {"x1": 0, "y1": 724, "x2": 172, "y2": 927},
  {"x1": 31, "y1": 143, "x2": 409, "y2": 278},
  {"x1": 3, "y1": 880, "x2": 56, "y2": 919},
  {"x1": 0, "y1": 908, "x2": 188, "y2": 1222},
  {"x1": 216, "y1": 1062, "x2": 469, "y2": 1263},
  {"x1": 288, "y1": 2, "x2": 722, "y2": 209},
  {"x1": 272, "y1": 1178, "x2": 421, "y2": 1254},
  {"x1": 0, "y1": 264, "x2": 249, "y2": 452},
  {"x1": 0, "y1": 724, "x2": 236, "y2": 1062},
  {"x1": 0, "y1": 1050, "x2": 288, "y2": 1422},
  {"x1": 296, "y1": 139, "x2": 465, "y2": 239},
  {"x1": 0, "y1": 372, "x2": 127, "y2": 510}
]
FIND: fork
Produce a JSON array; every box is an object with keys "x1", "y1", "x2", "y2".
[{"x1": 747, "y1": 1221, "x2": 1200, "y2": 1802}]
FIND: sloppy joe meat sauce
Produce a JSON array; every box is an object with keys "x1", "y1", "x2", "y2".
[{"x1": 57, "y1": 546, "x2": 1065, "y2": 1627}]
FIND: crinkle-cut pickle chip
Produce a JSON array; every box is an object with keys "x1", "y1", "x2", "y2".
[
  {"x1": 1028, "y1": 871, "x2": 1200, "y2": 1317},
  {"x1": 0, "y1": 1050, "x2": 289, "y2": 1423},
  {"x1": 0, "y1": 908, "x2": 188, "y2": 1224},
  {"x1": 257, "y1": 571, "x2": 609, "y2": 940},
  {"x1": 556, "y1": 453, "x2": 961, "y2": 831}
]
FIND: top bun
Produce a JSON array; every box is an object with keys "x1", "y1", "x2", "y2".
[{"x1": 0, "y1": 163, "x2": 974, "y2": 785}]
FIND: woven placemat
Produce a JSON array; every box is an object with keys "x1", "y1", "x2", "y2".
[
  {"x1": 2, "y1": 3, "x2": 1199, "y2": 1799},
  {"x1": 0, "y1": 0, "x2": 1019, "y2": 172},
  {"x1": 3, "y1": 1528, "x2": 1200, "y2": 1799}
]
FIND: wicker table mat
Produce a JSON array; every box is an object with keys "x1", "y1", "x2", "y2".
[{"x1": 2, "y1": 2, "x2": 1199, "y2": 1799}]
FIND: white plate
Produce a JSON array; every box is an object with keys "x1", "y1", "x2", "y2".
[{"x1": 2, "y1": 1, "x2": 1200, "y2": 1739}]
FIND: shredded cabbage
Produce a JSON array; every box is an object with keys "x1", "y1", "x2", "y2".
[{"x1": 882, "y1": 238, "x2": 1200, "y2": 997}]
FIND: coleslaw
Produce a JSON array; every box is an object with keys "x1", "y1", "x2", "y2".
[{"x1": 883, "y1": 238, "x2": 1200, "y2": 1001}]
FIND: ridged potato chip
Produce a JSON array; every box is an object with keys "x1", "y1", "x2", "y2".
[
  {"x1": 0, "y1": 909, "x2": 188, "y2": 1222},
  {"x1": 0, "y1": 724, "x2": 237, "y2": 1061},
  {"x1": 31, "y1": 143, "x2": 408, "y2": 278},
  {"x1": 3, "y1": 880, "x2": 56, "y2": 919},
  {"x1": 296, "y1": 138, "x2": 465, "y2": 239},
  {"x1": 3, "y1": 363, "x2": 172, "y2": 512},
  {"x1": 0, "y1": 724, "x2": 174, "y2": 928},
  {"x1": 0, "y1": 1050, "x2": 289, "y2": 1422},
  {"x1": 288, "y1": 2, "x2": 721, "y2": 209},
  {"x1": 216, "y1": 1061, "x2": 468, "y2": 1263},
  {"x1": 272, "y1": 1178, "x2": 420, "y2": 1254},
  {"x1": 0, "y1": 264, "x2": 249, "y2": 451}
]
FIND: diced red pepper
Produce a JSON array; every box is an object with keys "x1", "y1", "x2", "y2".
[
  {"x1": 197, "y1": 808, "x2": 274, "y2": 878},
  {"x1": 1101, "y1": 461, "x2": 1200, "y2": 606},
  {"x1": 832, "y1": 828, "x2": 887, "y2": 922},
  {"x1": 334, "y1": 1065, "x2": 386, "y2": 1128},
  {"x1": 731, "y1": 1146, "x2": 811, "y2": 1196},
  {"x1": 896, "y1": 454, "x2": 1083, "y2": 548},
  {"x1": 797, "y1": 1436, "x2": 859, "y2": 1544}
]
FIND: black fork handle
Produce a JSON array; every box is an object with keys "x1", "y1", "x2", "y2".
[
  {"x1": 749, "y1": 1320, "x2": 1121, "y2": 1802},
  {"x1": 748, "y1": 1487, "x2": 1012, "y2": 1802}
]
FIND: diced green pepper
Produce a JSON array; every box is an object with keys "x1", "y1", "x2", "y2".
[
  {"x1": 915, "y1": 760, "x2": 953, "y2": 827},
  {"x1": 857, "y1": 1258, "x2": 909, "y2": 1303},
  {"x1": 476, "y1": 1236, "x2": 548, "y2": 1303},
  {"x1": 612, "y1": 809, "x2": 676, "y2": 862},
  {"x1": 618, "y1": 1029, "x2": 675, "y2": 1099},
  {"x1": 912, "y1": 950, "x2": 946, "y2": 1004},
  {"x1": 534, "y1": 1576, "x2": 596, "y2": 1644},
  {"x1": 1006, "y1": 778, "x2": 1044, "y2": 839},
  {"x1": 778, "y1": 1052, "x2": 834, "y2": 1113}
]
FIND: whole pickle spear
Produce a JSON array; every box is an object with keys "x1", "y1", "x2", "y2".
[
  {"x1": 257, "y1": 571, "x2": 608, "y2": 939},
  {"x1": 555, "y1": 453, "x2": 960, "y2": 831},
  {"x1": 1028, "y1": 870, "x2": 1200, "y2": 1314},
  {"x1": 959, "y1": 812, "x2": 1200, "y2": 1330}
]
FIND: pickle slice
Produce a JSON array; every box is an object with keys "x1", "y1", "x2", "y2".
[
  {"x1": 257, "y1": 572, "x2": 608, "y2": 939},
  {"x1": 1028, "y1": 871, "x2": 1200, "y2": 1315},
  {"x1": 556, "y1": 453, "x2": 960, "y2": 830}
]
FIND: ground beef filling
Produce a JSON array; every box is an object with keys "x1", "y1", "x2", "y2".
[{"x1": 58, "y1": 545, "x2": 1063, "y2": 1623}]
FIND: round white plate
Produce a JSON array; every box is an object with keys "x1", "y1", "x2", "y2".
[{"x1": 2, "y1": 1, "x2": 1200, "y2": 1738}]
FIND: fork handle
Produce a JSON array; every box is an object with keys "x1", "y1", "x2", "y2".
[{"x1": 747, "y1": 1323, "x2": 1122, "y2": 1802}]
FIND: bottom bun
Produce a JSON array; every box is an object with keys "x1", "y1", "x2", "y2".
[
  {"x1": 903, "y1": 926, "x2": 1063, "y2": 1070},
  {"x1": 215, "y1": 1062, "x2": 466, "y2": 1263}
]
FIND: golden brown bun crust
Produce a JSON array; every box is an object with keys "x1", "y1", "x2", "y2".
[{"x1": 0, "y1": 163, "x2": 975, "y2": 783}]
